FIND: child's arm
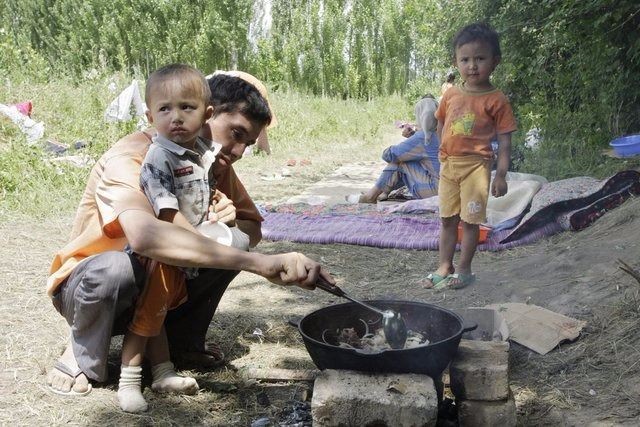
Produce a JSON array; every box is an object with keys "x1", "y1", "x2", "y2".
[
  {"x1": 491, "y1": 132, "x2": 512, "y2": 197},
  {"x1": 436, "y1": 120, "x2": 444, "y2": 143},
  {"x1": 158, "y1": 208, "x2": 199, "y2": 233},
  {"x1": 207, "y1": 189, "x2": 236, "y2": 226}
]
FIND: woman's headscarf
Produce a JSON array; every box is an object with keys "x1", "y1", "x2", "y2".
[{"x1": 414, "y1": 95, "x2": 438, "y2": 135}]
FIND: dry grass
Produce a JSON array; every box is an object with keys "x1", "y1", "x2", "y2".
[
  {"x1": 2, "y1": 136, "x2": 640, "y2": 424},
  {"x1": 504, "y1": 200, "x2": 640, "y2": 423},
  {"x1": 4, "y1": 205, "x2": 640, "y2": 425},
  {"x1": 0, "y1": 215, "x2": 324, "y2": 426},
  {"x1": 0, "y1": 88, "x2": 406, "y2": 425},
  {"x1": 510, "y1": 287, "x2": 640, "y2": 422}
]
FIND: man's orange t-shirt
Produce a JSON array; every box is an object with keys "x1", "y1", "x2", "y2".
[{"x1": 46, "y1": 131, "x2": 263, "y2": 334}]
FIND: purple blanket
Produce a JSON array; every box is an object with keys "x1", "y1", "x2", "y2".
[
  {"x1": 261, "y1": 170, "x2": 640, "y2": 251},
  {"x1": 261, "y1": 208, "x2": 559, "y2": 251}
]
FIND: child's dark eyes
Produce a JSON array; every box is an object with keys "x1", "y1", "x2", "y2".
[{"x1": 459, "y1": 56, "x2": 487, "y2": 63}]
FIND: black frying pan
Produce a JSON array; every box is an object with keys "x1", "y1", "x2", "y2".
[{"x1": 296, "y1": 299, "x2": 476, "y2": 380}]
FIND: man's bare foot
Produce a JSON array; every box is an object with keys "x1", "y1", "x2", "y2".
[
  {"x1": 358, "y1": 194, "x2": 377, "y2": 203},
  {"x1": 46, "y1": 341, "x2": 91, "y2": 396},
  {"x1": 358, "y1": 188, "x2": 386, "y2": 204},
  {"x1": 173, "y1": 343, "x2": 225, "y2": 369}
]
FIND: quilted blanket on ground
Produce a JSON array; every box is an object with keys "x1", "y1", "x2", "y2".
[{"x1": 260, "y1": 170, "x2": 640, "y2": 251}]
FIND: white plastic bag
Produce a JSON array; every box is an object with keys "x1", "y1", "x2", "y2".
[
  {"x1": 104, "y1": 80, "x2": 146, "y2": 122},
  {"x1": 0, "y1": 103, "x2": 45, "y2": 145}
]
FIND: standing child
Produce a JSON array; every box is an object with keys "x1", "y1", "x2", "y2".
[
  {"x1": 117, "y1": 64, "x2": 218, "y2": 413},
  {"x1": 424, "y1": 22, "x2": 517, "y2": 290}
]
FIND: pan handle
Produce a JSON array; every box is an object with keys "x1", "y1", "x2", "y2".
[
  {"x1": 315, "y1": 276, "x2": 347, "y2": 297},
  {"x1": 462, "y1": 321, "x2": 478, "y2": 333},
  {"x1": 315, "y1": 277, "x2": 386, "y2": 316},
  {"x1": 287, "y1": 316, "x2": 302, "y2": 328}
]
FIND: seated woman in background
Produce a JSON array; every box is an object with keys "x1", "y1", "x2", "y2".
[{"x1": 359, "y1": 94, "x2": 440, "y2": 203}]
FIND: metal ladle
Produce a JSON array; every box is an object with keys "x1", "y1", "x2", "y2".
[{"x1": 315, "y1": 277, "x2": 408, "y2": 349}]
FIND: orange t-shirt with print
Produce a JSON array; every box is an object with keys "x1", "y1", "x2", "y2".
[{"x1": 435, "y1": 86, "x2": 517, "y2": 161}]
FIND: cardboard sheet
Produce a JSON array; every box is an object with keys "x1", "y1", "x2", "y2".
[{"x1": 485, "y1": 303, "x2": 586, "y2": 355}]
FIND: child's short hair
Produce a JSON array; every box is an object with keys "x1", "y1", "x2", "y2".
[
  {"x1": 206, "y1": 74, "x2": 272, "y2": 128},
  {"x1": 145, "y1": 63, "x2": 211, "y2": 106},
  {"x1": 452, "y1": 22, "x2": 501, "y2": 58}
]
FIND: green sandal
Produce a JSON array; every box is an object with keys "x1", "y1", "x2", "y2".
[
  {"x1": 444, "y1": 273, "x2": 476, "y2": 289},
  {"x1": 421, "y1": 273, "x2": 448, "y2": 289}
]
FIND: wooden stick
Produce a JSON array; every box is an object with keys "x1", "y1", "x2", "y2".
[
  {"x1": 240, "y1": 367, "x2": 319, "y2": 382},
  {"x1": 617, "y1": 259, "x2": 640, "y2": 285}
]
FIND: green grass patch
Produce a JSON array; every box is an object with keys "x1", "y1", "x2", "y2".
[
  {"x1": 0, "y1": 76, "x2": 414, "y2": 220},
  {"x1": 1, "y1": 75, "x2": 637, "y2": 221},
  {"x1": 0, "y1": 75, "x2": 140, "y2": 220}
]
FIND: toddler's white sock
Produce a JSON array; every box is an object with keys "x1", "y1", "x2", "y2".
[
  {"x1": 151, "y1": 361, "x2": 198, "y2": 395},
  {"x1": 118, "y1": 364, "x2": 148, "y2": 413}
]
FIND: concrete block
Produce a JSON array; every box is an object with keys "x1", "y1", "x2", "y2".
[
  {"x1": 312, "y1": 369, "x2": 438, "y2": 427},
  {"x1": 457, "y1": 307, "x2": 509, "y2": 341},
  {"x1": 450, "y1": 339, "x2": 510, "y2": 401},
  {"x1": 457, "y1": 387, "x2": 517, "y2": 427}
]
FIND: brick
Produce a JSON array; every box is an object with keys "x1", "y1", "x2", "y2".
[
  {"x1": 457, "y1": 387, "x2": 517, "y2": 427},
  {"x1": 449, "y1": 339, "x2": 510, "y2": 401},
  {"x1": 312, "y1": 369, "x2": 438, "y2": 427}
]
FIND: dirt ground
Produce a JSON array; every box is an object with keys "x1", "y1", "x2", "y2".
[{"x1": 1, "y1": 165, "x2": 640, "y2": 426}]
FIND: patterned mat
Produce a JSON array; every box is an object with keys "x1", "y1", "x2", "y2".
[
  {"x1": 261, "y1": 170, "x2": 640, "y2": 251},
  {"x1": 501, "y1": 170, "x2": 640, "y2": 243},
  {"x1": 261, "y1": 204, "x2": 559, "y2": 251}
]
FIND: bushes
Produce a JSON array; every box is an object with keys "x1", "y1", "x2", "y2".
[
  {"x1": 492, "y1": 0, "x2": 640, "y2": 177},
  {"x1": 0, "y1": 0, "x2": 253, "y2": 78},
  {"x1": 1, "y1": 0, "x2": 639, "y2": 180}
]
